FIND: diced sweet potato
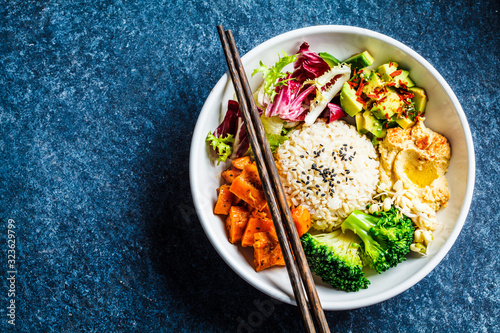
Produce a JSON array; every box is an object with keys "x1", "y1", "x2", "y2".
[
  {"x1": 221, "y1": 166, "x2": 241, "y2": 185},
  {"x1": 225, "y1": 206, "x2": 251, "y2": 244},
  {"x1": 241, "y1": 216, "x2": 275, "y2": 247},
  {"x1": 231, "y1": 156, "x2": 252, "y2": 170},
  {"x1": 213, "y1": 185, "x2": 234, "y2": 215},
  {"x1": 229, "y1": 171, "x2": 267, "y2": 211},
  {"x1": 241, "y1": 162, "x2": 262, "y2": 187},
  {"x1": 291, "y1": 206, "x2": 311, "y2": 237},
  {"x1": 253, "y1": 232, "x2": 285, "y2": 272}
]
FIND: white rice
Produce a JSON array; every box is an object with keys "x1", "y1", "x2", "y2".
[{"x1": 275, "y1": 119, "x2": 380, "y2": 231}]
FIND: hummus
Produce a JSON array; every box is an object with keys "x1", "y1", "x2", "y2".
[{"x1": 378, "y1": 119, "x2": 451, "y2": 211}]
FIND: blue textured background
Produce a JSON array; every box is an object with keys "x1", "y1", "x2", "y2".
[{"x1": 1, "y1": 1, "x2": 499, "y2": 332}]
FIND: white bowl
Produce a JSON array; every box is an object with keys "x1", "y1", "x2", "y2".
[{"x1": 189, "y1": 25, "x2": 475, "y2": 310}]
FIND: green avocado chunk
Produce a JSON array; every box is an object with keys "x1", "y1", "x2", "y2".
[
  {"x1": 342, "y1": 59, "x2": 428, "y2": 139},
  {"x1": 408, "y1": 86, "x2": 427, "y2": 113},
  {"x1": 395, "y1": 116, "x2": 415, "y2": 129},
  {"x1": 377, "y1": 62, "x2": 415, "y2": 88},
  {"x1": 376, "y1": 62, "x2": 399, "y2": 77},
  {"x1": 340, "y1": 82, "x2": 364, "y2": 117},
  {"x1": 361, "y1": 110, "x2": 385, "y2": 137},
  {"x1": 370, "y1": 88, "x2": 404, "y2": 120},
  {"x1": 362, "y1": 72, "x2": 384, "y2": 96},
  {"x1": 355, "y1": 113, "x2": 367, "y2": 134},
  {"x1": 391, "y1": 70, "x2": 415, "y2": 88}
]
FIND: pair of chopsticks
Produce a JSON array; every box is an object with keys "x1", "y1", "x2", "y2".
[{"x1": 216, "y1": 25, "x2": 331, "y2": 333}]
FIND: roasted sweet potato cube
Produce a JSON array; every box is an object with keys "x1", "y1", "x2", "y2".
[
  {"x1": 230, "y1": 172, "x2": 267, "y2": 211},
  {"x1": 225, "y1": 206, "x2": 251, "y2": 244},
  {"x1": 241, "y1": 216, "x2": 275, "y2": 247},
  {"x1": 253, "y1": 232, "x2": 285, "y2": 272},
  {"x1": 213, "y1": 184, "x2": 234, "y2": 215},
  {"x1": 241, "y1": 162, "x2": 262, "y2": 187},
  {"x1": 291, "y1": 206, "x2": 311, "y2": 237},
  {"x1": 221, "y1": 166, "x2": 241, "y2": 185},
  {"x1": 231, "y1": 156, "x2": 252, "y2": 170}
]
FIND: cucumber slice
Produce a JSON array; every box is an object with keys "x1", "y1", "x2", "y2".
[{"x1": 343, "y1": 51, "x2": 374, "y2": 70}]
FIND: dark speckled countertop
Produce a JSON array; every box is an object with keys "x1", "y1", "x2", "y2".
[{"x1": 1, "y1": 1, "x2": 499, "y2": 332}]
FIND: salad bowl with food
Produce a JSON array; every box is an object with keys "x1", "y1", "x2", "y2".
[{"x1": 190, "y1": 25, "x2": 474, "y2": 310}]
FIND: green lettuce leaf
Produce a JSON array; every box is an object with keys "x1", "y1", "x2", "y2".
[
  {"x1": 252, "y1": 51, "x2": 298, "y2": 102},
  {"x1": 206, "y1": 132, "x2": 234, "y2": 165},
  {"x1": 266, "y1": 133, "x2": 288, "y2": 152},
  {"x1": 260, "y1": 115, "x2": 291, "y2": 151}
]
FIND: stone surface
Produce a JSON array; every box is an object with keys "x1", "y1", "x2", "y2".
[{"x1": 0, "y1": 1, "x2": 499, "y2": 332}]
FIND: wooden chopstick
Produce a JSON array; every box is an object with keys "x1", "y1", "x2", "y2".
[
  {"x1": 225, "y1": 29, "x2": 331, "y2": 333},
  {"x1": 217, "y1": 25, "x2": 331, "y2": 333}
]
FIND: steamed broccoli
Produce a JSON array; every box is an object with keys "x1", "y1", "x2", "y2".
[
  {"x1": 300, "y1": 230, "x2": 370, "y2": 292},
  {"x1": 341, "y1": 206, "x2": 415, "y2": 273}
]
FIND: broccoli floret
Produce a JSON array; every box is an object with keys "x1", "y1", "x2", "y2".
[
  {"x1": 300, "y1": 230, "x2": 370, "y2": 292},
  {"x1": 341, "y1": 206, "x2": 415, "y2": 273}
]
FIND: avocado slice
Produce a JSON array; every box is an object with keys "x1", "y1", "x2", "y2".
[
  {"x1": 355, "y1": 113, "x2": 367, "y2": 134},
  {"x1": 376, "y1": 62, "x2": 399, "y2": 77},
  {"x1": 391, "y1": 70, "x2": 415, "y2": 88},
  {"x1": 356, "y1": 110, "x2": 386, "y2": 138},
  {"x1": 319, "y1": 52, "x2": 340, "y2": 67},
  {"x1": 377, "y1": 63, "x2": 415, "y2": 88},
  {"x1": 340, "y1": 82, "x2": 364, "y2": 117},
  {"x1": 408, "y1": 86, "x2": 427, "y2": 113},
  {"x1": 361, "y1": 110, "x2": 385, "y2": 137},
  {"x1": 343, "y1": 50, "x2": 374, "y2": 70},
  {"x1": 370, "y1": 88, "x2": 404, "y2": 120},
  {"x1": 395, "y1": 116, "x2": 415, "y2": 129},
  {"x1": 362, "y1": 72, "x2": 385, "y2": 96}
]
